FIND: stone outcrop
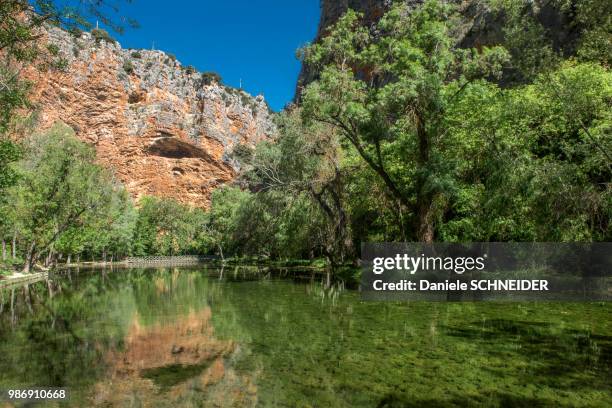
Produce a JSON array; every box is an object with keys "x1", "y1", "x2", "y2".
[{"x1": 28, "y1": 26, "x2": 276, "y2": 207}]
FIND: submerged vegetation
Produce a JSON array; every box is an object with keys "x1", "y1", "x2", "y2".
[{"x1": 0, "y1": 266, "x2": 610, "y2": 406}]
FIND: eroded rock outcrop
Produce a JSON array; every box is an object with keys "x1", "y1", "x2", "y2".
[{"x1": 28, "y1": 26, "x2": 276, "y2": 207}]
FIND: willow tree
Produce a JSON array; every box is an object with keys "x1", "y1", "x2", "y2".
[
  {"x1": 244, "y1": 108, "x2": 354, "y2": 264},
  {"x1": 300, "y1": 0, "x2": 509, "y2": 242}
]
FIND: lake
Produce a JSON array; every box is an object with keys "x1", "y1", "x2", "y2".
[{"x1": 1, "y1": 265, "x2": 611, "y2": 407}]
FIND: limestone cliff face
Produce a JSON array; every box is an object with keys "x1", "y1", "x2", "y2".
[{"x1": 29, "y1": 26, "x2": 276, "y2": 207}]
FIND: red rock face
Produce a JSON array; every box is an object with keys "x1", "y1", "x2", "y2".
[{"x1": 27, "y1": 27, "x2": 276, "y2": 208}]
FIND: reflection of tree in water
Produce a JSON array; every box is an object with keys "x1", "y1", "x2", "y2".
[
  {"x1": 0, "y1": 268, "x2": 259, "y2": 407},
  {"x1": 0, "y1": 273, "x2": 131, "y2": 395}
]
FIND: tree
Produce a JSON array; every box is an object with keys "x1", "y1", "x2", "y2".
[
  {"x1": 242, "y1": 108, "x2": 354, "y2": 263},
  {"x1": 7, "y1": 122, "x2": 123, "y2": 271},
  {"x1": 300, "y1": 0, "x2": 509, "y2": 242},
  {"x1": 131, "y1": 196, "x2": 206, "y2": 256}
]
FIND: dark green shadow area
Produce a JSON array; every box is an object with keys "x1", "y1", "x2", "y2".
[{"x1": 141, "y1": 361, "x2": 214, "y2": 391}]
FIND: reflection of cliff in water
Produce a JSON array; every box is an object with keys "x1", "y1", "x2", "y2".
[{"x1": 91, "y1": 306, "x2": 258, "y2": 407}]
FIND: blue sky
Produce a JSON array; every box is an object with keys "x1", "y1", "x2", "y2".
[{"x1": 107, "y1": 1, "x2": 320, "y2": 111}]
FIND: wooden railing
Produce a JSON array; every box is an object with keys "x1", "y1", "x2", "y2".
[{"x1": 124, "y1": 255, "x2": 217, "y2": 265}]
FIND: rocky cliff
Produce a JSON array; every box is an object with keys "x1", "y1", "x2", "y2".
[{"x1": 28, "y1": 26, "x2": 276, "y2": 207}]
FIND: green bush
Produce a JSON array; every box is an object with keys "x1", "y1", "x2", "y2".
[
  {"x1": 240, "y1": 93, "x2": 251, "y2": 106},
  {"x1": 91, "y1": 28, "x2": 116, "y2": 45},
  {"x1": 131, "y1": 51, "x2": 142, "y2": 59},
  {"x1": 183, "y1": 65, "x2": 196, "y2": 75},
  {"x1": 68, "y1": 27, "x2": 83, "y2": 38},
  {"x1": 47, "y1": 44, "x2": 60, "y2": 56},
  {"x1": 123, "y1": 60, "x2": 135, "y2": 74},
  {"x1": 201, "y1": 71, "x2": 222, "y2": 85}
]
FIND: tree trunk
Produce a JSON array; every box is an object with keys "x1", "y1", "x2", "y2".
[
  {"x1": 12, "y1": 231, "x2": 16, "y2": 258},
  {"x1": 67, "y1": 253, "x2": 71, "y2": 265},
  {"x1": 24, "y1": 285, "x2": 33, "y2": 314},
  {"x1": 23, "y1": 242, "x2": 36, "y2": 273},
  {"x1": 45, "y1": 249, "x2": 53, "y2": 267},
  {"x1": 10, "y1": 288, "x2": 15, "y2": 326},
  {"x1": 415, "y1": 114, "x2": 434, "y2": 243},
  {"x1": 1, "y1": 239, "x2": 5, "y2": 261},
  {"x1": 217, "y1": 244, "x2": 224, "y2": 261},
  {"x1": 416, "y1": 197, "x2": 435, "y2": 243}
]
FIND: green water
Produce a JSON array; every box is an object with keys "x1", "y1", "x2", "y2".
[{"x1": 0, "y1": 266, "x2": 611, "y2": 407}]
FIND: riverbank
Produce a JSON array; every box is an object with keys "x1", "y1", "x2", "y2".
[
  {"x1": 0, "y1": 256, "x2": 362, "y2": 290},
  {"x1": 0, "y1": 271, "x2": 49, "y2": 289}
]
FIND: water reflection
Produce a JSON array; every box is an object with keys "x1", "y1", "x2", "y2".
[
  {"x1": 92, "y1": 307, "x2": 257, "y2": 407},
  {"x1": 0, "y1": 265, "x2": 610, "y2": 407}
]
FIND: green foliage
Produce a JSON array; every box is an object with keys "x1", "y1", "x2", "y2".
[
  {"x1": 123, "y1": 60, "x2": 134, "y2": 74},
  {"x1": 46, "y1": 43, "x2": 60, "y2": 56},
  {"x1": 91, "y1": 28, "x2": 116, "y2": 45},
  {"x1": 0, "y1": 139, "x2": 22, "y2": 247},
  {"x1": 132, "y1": 196, "x2": 208, "y2": 256},
  {"x1": 208, "y1": 0, "x2": 610, "y2": 257},
  {"x1": 130, "y1": 51, "x2": 142, "y2": 59},
  {"x1": 201, "y1": 71, "x2": 221, "y2": 85},
  {"x1": 4, "y1": 123, "x2": 128, "y2": 270},
  {"x1": 0, "y1": 65, "x2": 31, "y2": 134},
  {"x1": 300, "y1": 0, "x2": 510, "y2": 242},
  {"x1": 0, "y1": 139, "x2": 22, "y2": 191},
  {"x1": 207, "y1": 109, "x2": 353, "y2": 262},
  {"x1": 183, "y1": 65, "x2": 196, "y2": 75}
]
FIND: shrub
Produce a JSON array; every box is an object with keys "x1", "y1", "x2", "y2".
[
  {"x1": 201, "y1": 71, "x2": 222, "y2": 85},
  {"x1": 68, "y1": 27, "x2": 83, "y2": 38},
  {"x1": 240, "y1": 93, "x2": 251, "y2": 106},
  {"x1": 123, "y1": 60, "x2": 135, "y2": 74},
  {"x1": 166, "y1": 53, "x2": 176, "y2": 61},
  {"x1": 184, "y1": 65, "x2": 196, "y2": 75},
  {"x1": 232, "y1": 143, "x2": 254, "y2": 162},
  {"x1": 54, "y1": 57, "x2": 69, "y2": 71},
  {"x1": 146, "y1": 61, "x2": 153, "y2": 69},
  {"x1": 91, "y1": 28, "x2": 116, "y2": 45},
  {"x1": 131, "y1": 51, "x2": 142, "y2": 59},
  {"x1": 47, "y1": 44, "x2": 60, "y2": 56}
]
